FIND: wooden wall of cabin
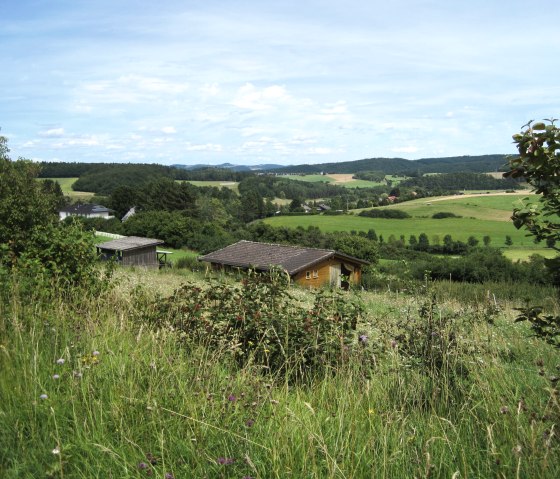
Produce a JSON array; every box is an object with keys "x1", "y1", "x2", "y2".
[
  {"x1": 293, "y1": 258, "x2": 362, "y2": 288},
  {"x1": 122, "y1": 246, "x2": 158, "y2": 268}
]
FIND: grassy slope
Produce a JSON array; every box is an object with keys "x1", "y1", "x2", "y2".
[
  {"x1": 42, "y1": 177, "x2": 95, "y2": 200},
  {"x1": 263, "y1": 193, "x2": 551, "y2": 250},
  {"x1": 1, "y1": 269, "x2": 559, "y2": 478}
]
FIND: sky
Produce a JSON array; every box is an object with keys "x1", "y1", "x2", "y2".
[{"x1": 1, "y1": 0, "x2": 559, "y2": 166}]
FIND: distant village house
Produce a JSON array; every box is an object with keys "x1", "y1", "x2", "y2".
[{"x1": 59, "y1": 203, "x2": 112, "y2": 221}]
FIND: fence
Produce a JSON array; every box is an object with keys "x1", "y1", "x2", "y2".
[{"x1": 95, "y1": 231, "x2": 126, "y2": 239}]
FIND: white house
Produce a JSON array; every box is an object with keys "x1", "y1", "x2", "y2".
[{"x1": 58, "y1": 204, "x2": 113, "y2": 221}]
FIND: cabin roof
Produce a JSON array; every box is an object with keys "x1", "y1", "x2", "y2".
[
  {"x1": 96, "y1": 236, "x2": 164, "y2": 252},
  {"x1": 198, "y1": 240, "x2": 368, "y2": 275}
]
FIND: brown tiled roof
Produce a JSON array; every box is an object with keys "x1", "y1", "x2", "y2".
[
  {"x1": 96, "y1": 236, "x2": 164, "y2": 252},
  {"x1": 198, "y1": 240, "x2": 368, "y2": 275}
]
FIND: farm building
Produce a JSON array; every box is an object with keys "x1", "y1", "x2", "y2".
[
  {"x1": 59, "y1": 203, "x2": 112, "y2": 221},
  {"x1": 96, "y1": 236, "x2": 168, "y2": 268},
  {"x1": 198, "y1": 240, "x2": 368, "y2": 288}
]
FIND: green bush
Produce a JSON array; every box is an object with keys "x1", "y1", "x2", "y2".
[
  {"x1": 138, "y1": 269, "x2": 364, "y2": 380},
  {"x1": 359, "y1": 209, "x2": 411, "y2": 219},
  {"x1": 432, "y1": 211, "x2": 462, "y2": 219}
]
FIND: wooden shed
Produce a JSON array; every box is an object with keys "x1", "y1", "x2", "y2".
[
  {"x1": 198, "y1": 240, "x2": 369, "y2": 288},
  {"x1": 96, "y1": 236, "x2": 166, "y2": 268}
]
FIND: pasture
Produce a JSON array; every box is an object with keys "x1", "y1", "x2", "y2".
[
  {"x1": 42, "y1": 177, "x2": 95, "y2": 200},
  {"x1": 262, "y1": 193, "x2": 551, "y2": 252},
  {"x1": 278, "y1": 173, "x2": 404, "y2": 188},
  {"x1": 181, "y1": 180, "x2": 239, "y2": 192}
]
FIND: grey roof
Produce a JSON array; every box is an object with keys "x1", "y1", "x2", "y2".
[
  {"x1": 59, "y1": 203, "x2": 111, "y2": 215},
  {"x1": 97, "y1": 236, "x2": 164, "y2": 252},
  {"x1": 198, "y1": 240, "x2": 368, "y2": 275}
]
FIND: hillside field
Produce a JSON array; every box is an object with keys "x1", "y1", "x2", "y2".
[
  {"x1": 2, "y1": 266, "x2": 560, "y2": 478},
  {"x1": 42, "y1": 177, "x2": 95, "y2": 200},
  {"x1": 262, "y1": 193, "x2": 551, "y2": 252}
]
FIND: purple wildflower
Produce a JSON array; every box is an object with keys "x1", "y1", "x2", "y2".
[
  {"x1": 216, "y1": 457, "x2": 235, "y2": 465},
  {"x1": 138, "y1": 462, "x2": 148, "y2": 470},
  {"x1": 246, "y1": 418, "x2": 255, "y2": 427},
  {"x1": 358, "y1": 334, "x2": 368, "y2": 344},
  {"x1": 228, "y1": 394, "x2": 237, "y2": 402},
  {"x1": 164, "y1": 473, "x2": 175, "y2": 479},
  {"x1": 92, "y1": 350, "x2": 100, "y2": 356}
]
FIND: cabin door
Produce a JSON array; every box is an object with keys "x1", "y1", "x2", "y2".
[{"x1": 329, "y1": 263, "x2": 341, "y2": 287}]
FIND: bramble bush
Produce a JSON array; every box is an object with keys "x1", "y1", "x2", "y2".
[{"x1": 136, "y1": 269, "x2": 365, "y2": 380}]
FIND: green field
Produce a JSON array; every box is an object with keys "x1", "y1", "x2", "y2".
[
  {"x1": 278, "y1": 174, "x2": 334, "y2": 183},
  {"x1": 278, "y1": 174, "x2": 404, "y2": 188},
  {"x1": 262, "y1": 193, "x2": 549, "y2": 252},
  {"x1": 181, "y1": 180, "x2": 239, "y2": 192},
  {"x1": 42, "y1": 177, "x2": 95, "y2": 200}
]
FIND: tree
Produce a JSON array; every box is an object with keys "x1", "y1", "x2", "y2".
[
  {"x1": 0, "y1": 135, "x2": 60, "y2": 256},
  {"x1": 505, "y1": 235, "x2": 513, "y2": 246},
  {"x1": 504, "y1": 119, "x2": 560, "y2": 250},
  {"x1": 483, "y1": 235, "x2": 491, "y2": 246}
]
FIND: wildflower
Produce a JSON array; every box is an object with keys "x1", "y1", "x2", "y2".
[
  {"x1": 56, "y1": 358, "x2": 65, "y2": 365},
  {"x1": 228, "y1": 394, "x2": 237, "y2": 402},
  {"x1": 39, "y1": 394, "x2": 48, "y2": 400},
  {"x1": 92, "y1": 350, "x2": 100, "y2": 356},
  {"x1": 164, "y1": 474, "x2": 174, "y2": 479},
  {"x1": 52, "y1": 447, "x2": 60, "y2": 455},
  {"x1": 53, "y1": 374, "x2": 60, "y2": 380},
  {"x1": 390, "y1": 339, "x2": 398, "y2": 349},
  {"x1": 73, "y1": 371, "x2": 83, "y2": 378},
  {"x1": 512, "y1": 444, "x2": 522, "y2": 456},
  {"x1": 138, "y1": 462, "x2": 148, "y2": 470},
  {"x1": 216, "y1": 457, "x2": 235, "y2": 465},
  {"x1": 246, "y1": 418, "x2": 255, "y2": 427},
  {"x1": 359, "y1": 334, "x2": 368, "y2": 344}
]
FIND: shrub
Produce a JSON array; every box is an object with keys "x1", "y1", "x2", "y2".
[
  {"x1": 138, "y1": 269, "x2": 364, "y2": 380},
  {"x1": 359, "y1": 209, "x2": 411, "y2": 219},
  {"x1": 432, "y1": 211, "x2": 462, "y2": 219}
]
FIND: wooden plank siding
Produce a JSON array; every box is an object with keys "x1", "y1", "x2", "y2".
[
  {"x1": 292, "y1": 258, "x2": 362, "y2": 288},
  {"x1": 122, "y1": 246, "x2": 159, "y2": 268}
]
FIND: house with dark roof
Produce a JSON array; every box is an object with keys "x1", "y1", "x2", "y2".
[
  {"x1": 59, "y1": 203, "x2": 112, "y2": 221},
  {"x1": 96, "y1": 236, "x2": 168, "y2": 268},
  {"x1": 198, "y1": 240, "x2": 368, "y2": 288}
]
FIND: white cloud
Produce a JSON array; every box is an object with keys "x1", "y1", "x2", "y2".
[
  {"x1": 231, "y1": 83, "x2": 305, "y2": 111},
  {"x1": 185, "y1": 142, "x2": 222, "y2": 152},
  {"x1": 392, "y1": 146, "x2": 419, "y2": 154},
  {"x1": 161, "y1": 126, "x2": 177, "y2": 134},
  {"x1": 39, "y1": 128, "x2": 65, "y2": 138}
]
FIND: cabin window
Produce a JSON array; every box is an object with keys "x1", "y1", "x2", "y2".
[
  {"x1": 306, "y1": 271, "x2": 311, "y2": 279},
  {"x1": 312, "y1": 270, "x2": 319, "y2": 278}
]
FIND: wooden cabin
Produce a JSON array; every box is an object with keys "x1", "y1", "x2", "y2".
[
  {"x1": 96, "y1": 236, "x2": 166, "y2": 268},
  {"x1": 198, "y1": 240, "x2": 368, "y2": 288}
]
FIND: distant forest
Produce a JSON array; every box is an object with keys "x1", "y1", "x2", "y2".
[{"x1": 271, "y1": 154, "x2": 510, "y2": 175}]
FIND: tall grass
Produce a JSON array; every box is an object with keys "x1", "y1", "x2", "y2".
[{"x1": 1, "y1": 270, "x2": 559, "y2": 478}]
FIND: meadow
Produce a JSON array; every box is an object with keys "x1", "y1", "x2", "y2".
[
  {"x1": 278, "y1": 174, "x2": 405, "y2": 188},
  {"x1": 263, "y1": 193, "x2": 551, "y2": 254},
  {"x1": 1, "y1": 267, "x2": 559, "y2": 478},
  {"x1": 42, "y1": 177, "x2": 95, "y2": 200}
]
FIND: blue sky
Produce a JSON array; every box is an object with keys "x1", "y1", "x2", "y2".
[{"x1": 1, "y1": 0, "x2": 559, "y2": 166}]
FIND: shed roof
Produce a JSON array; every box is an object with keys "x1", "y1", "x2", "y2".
[
  {"x1": 198, "y1": 240, "x2": 368, "y2": 276},
  {"x1": 97, "y1": 236, "x2": 164, "y2": 252}
]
